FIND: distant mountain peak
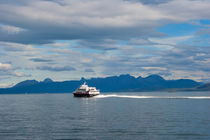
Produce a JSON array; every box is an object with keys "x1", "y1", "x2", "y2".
[
  {"x1": 137, "y1": 76, "x2": 142, "y2": 79},
  {"x1": 80, "y1": 77, "x2": 86, "y2": 82},
  {"x1": 119, "y1": 74, "x2": 133, "y2": 78},
  {"x1": 43, "y1": 78, "x2": 53, "y2": 83},
  {"x1": 145, "y1": 74, "x2": 164, "y2": 80},
  {"x1": 14, "y1": 80, "x2": 39, "y2": 88}
]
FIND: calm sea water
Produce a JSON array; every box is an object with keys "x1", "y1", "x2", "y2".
[{"x1": 0, "y1": 91, "x2": 210, "y2": 140}]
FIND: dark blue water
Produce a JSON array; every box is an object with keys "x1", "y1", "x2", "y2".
[{"x1": 0, "y1": 92, "x2": 210, "y2": 140}]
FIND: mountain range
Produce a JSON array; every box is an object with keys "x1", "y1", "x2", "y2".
[{"x1": 0, "y1": 74, "x2": 209, "y2": 94}]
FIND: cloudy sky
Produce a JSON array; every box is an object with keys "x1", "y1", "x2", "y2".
[{"x1": 0, "y1": 0, "x2": 210, "y2": 87}]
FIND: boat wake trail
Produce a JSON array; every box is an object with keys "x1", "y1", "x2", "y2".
[{"x1": 94, "y1": 94, "x2": 210, "y2": 99}]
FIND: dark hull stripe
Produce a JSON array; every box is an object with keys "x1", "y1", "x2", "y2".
[{"x1": 73, "y1": 93, "x2": 99, "y2": 97}]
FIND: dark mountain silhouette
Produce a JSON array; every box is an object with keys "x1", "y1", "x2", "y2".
[
  {"x1": 194, "y1": 83, "x2": 210, "y2": 91},
  {"x1": 0, "y1": 74, "x2": 205, "y2": 94},
  {"x1": 86, "y1": 74, "x2": 201, "y2": 92},
  {"x1": 180, "y1": 83, "x2": 210, "y2": 91},
  {"x1": 42, "y1": 78, "x2": 53, "y2": 83},
  {"x1": 14, "y1": 80, "x2": 39, "y2": 88}
]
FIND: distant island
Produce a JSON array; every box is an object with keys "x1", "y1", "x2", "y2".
[{"x1": 0, "y1": 74, "x2": 209, "y2": 94}]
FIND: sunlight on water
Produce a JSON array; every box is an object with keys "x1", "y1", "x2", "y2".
[{"x1": 95, "y1": 94, "x2": 210, "y2": 99}]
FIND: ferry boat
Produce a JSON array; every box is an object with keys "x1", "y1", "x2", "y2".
[{"x1": 73, "y1": 82, "x2": 100, "y2": 97}]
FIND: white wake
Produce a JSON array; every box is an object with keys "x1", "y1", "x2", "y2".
[{"x1": 94, "y1": 94, "x2": 210, "y2": 99}]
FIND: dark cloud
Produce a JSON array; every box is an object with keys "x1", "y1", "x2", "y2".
[
  {"x1": 0, "y1": 25, "x2": 163, "y2": 45},
  {"x1": 30, "y1": 58, "x2": 52, "y2": 62},
  {"x1": 0, "y1": 0, "x2": 172, "y2": 45},
  {"x1": 126, "y1": 0, "x2": 171, "y2": 5},
  {"x1": 0, "y1": 0, "x2": 209, "y2": 47},
  {"x1": 0, "y1": 70, "x2": 32, "y2": 78},
  {"x1": 2, "y1": 45, "x2": 24, "y2": 52},
  {"x1": 0, "y1": 0, "x2": 30, "y2": 5},
  {"x1": 77, "y1": 39, "x2": 120, "y2": 50},
  {"x1": 85, "y1": 68, "x2": 94, "y2": 73},
  {"x1": 37, "y1": 66, "x2": 76, "y2": 72}
]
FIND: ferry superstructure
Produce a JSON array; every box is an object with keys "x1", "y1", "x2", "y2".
[{"x1": 73, "y1": 82, "x2": 100, "y2": 97}]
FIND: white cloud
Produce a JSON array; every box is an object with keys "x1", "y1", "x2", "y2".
[
  {"x1": 0, "y1": 24, "x2": 25, "y2": 34},
  {"x1": 170, "y1": 69, "x2": 209, "y2": 82},
  {"x1": 149, "y1": 35, "x2": 193, "y2": 45},
  {"x1": 44, "y1": 42, "x2": 71, "y2": 47},
  {"x1": 0, "y1": 62, "x2": 11, "y2": 71},
  {"x1": 157, "y1": 0, "x2": 210, "y2": 22},
  {"x1": 12, "y1": 71, "x2": 24, "y2": 77},
  {"x1": 0, "y1": 83, "x2": 9, "y2": 88},
  {"x1": 0, "y1": 41, "x2": 35, "y2": 52},
  {"x1": 142, "y1": 67, "x2": 167, "y2": 71}
]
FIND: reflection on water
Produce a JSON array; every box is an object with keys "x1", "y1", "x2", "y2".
[{"x1": 0, "y1": 91, "x2": 210, "y2": 140}]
